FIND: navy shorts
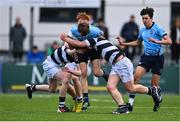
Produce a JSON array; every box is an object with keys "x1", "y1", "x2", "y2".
[
  {"x1": 77, "y1": 48, "x2": 100, "y2": 63},
  {"x1": 138, "y1": 54, "x2": 164, "y2": 75}
]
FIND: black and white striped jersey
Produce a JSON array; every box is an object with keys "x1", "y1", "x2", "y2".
[
  {"x1": 84, "y1": 38, "x2": 124, "y2": 64},
  {"x1": 50, "y1": 45, "x2": 75, "y2": 65}
]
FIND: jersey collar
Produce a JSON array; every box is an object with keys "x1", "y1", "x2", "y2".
[{"x1": 146, "y1": 22, "x2": 155, "y2": 29}]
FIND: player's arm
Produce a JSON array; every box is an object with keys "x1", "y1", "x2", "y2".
[
  {"x1": 67, "y1": 68, "x2": 81, "y2": 77},
  {"x1": 70, "y1": 64, "x2": 81, "y2": 76},
  {"x1": 63, "y1": 64, "x2": 81, "y2": 76},
  {"x1": 148, "y1": 35, "x2": 172, "y2": 45},
  {"x1": 117, "y1": 37, "x2": 140, "y2": 47},
  {"x1": 60, "y1": 33, "x2": 88, "y2": 48},
  {"x1": 63, "y1": 43, "x2": 77, "y2": 55}
]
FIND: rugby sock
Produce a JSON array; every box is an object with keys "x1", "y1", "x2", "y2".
[
  {"x1": 147, "y1": 87, "x2": 153, "y2": 95},
  {"x1": 31, "y1": 85, "x2": 36, "y2": 92},
  {"x1": 158, "y1": 87, "x2": 161, "y2": 94},
  {"x1": 83, "y1": 93, "x2": 89, "y2": 103},
  {"x1": 77, "y1": 96, "x2": 83, "y2": 102},
  {"x1": 102, "y1": 70, "x2": 109, "y2": 82},
  {"x1": 59, "y1": 97, "x2": 65, "y2": 108},
  {"x1": 128, "y1": 93, "x2": 136, "y2": 106},
  {"x1": 73, "y1": 96, "x2": 77, "y2": 101}
]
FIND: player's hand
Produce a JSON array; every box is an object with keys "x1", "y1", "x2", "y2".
[
  {"x1": 116, "y1": 36, "x2": 124, "y2": 46},
  {"x1": 60, "y1": 33, "x2": 68, "y2": 41},
  {"x1": 148, "y1": 37, "x2": 157, "y2": 43},
  {"x1": 176, "y1": 40, "x2": 180, "y2": 45},
  {"x1": 62, "y1": 67, "x2": 71, "y2": 72}
]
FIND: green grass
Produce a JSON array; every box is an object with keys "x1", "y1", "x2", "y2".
[{"x1": 0, "y1": 93, "x2": 180, "y2": 121}]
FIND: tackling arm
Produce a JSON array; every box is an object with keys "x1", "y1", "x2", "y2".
[
  {"x1": 60, "y1": 33, "x2": 88, "y2": 48},
  {"x1": 117, "y1": 37, "x2": 139, "y2": 47}
]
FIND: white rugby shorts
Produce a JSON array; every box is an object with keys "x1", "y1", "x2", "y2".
[
  {"x1": 64, "y1": 62, "x2": 78, "y2": 71},
  {"x1": 110, "y1": 57, "x2": 134, "y2": 83},
  {"x1": 42, "y1": 56, "x2": 61, "y2": 79}
]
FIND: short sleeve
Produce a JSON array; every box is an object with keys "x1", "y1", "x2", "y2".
[
  {"x1": 157, "y1": 25, "x2": 167, "y2": 37},
  {"x1": 137, "y1": 29, "x2": 143, "y2": 41}
]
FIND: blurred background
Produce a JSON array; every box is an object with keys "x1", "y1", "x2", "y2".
[{"x1": 0, "y1": 0, "x2": 179, "y2": 94}]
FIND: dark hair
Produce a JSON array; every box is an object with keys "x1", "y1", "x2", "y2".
[
  {"x1": 97, "y1": 18, "x2": 104, "y2": 23},
  {"x1": 32, "y1": 45, "x2": 38, "y2": 50},
  {"x1": 78, "y1": 23, "x2": 90, "y2": 36},
  {"x1": 140, "y1": 7, "x2": 154, "y2": 18}
]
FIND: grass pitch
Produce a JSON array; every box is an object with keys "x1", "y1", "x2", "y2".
[{"x1": 0, "y1": 93, "x2": 180, "y2": 121}]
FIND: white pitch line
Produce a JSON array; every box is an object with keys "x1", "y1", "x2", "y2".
[{"x1": 89, "y1": 106, "x2": 180, "y2": 109}]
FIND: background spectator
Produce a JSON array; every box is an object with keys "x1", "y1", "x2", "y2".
[
  {"x1": 170, "y1": 18, "x2": 180, "y2": 65},
  {"x1": 9, "y1": 17, "x2": 27, "y2": 63},
  {"x1": 120, "y1": 15, "x2": 139, "y2": 61},
  {"x1": 26, "y1": 45, "x2": 45, "y2": 64},
  {"x1": 89, "y1": 14, "x2": 95, "y2": 25},
  {"x1": 47, "y1": 41, "x2": 60, "y2": 55},
  {"x1": 96, "y1": 18, "x2": 109, "y2": 40}
]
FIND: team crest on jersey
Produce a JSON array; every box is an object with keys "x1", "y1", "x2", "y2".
[{"x1": 150, "y1": 29, "x2": 155, "y2": 34}]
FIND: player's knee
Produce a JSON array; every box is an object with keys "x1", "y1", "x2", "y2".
[
  {"x1": 106, "y1": 85, "x2": 116, "y2": 92},
  {"x1": 94, "y1": 73, "x2": 101, "y2": 77},
  {"x1": 81, "y1": 71, "x2": 87, "y2": 78},
  {"x1": 126, "y1": 87, "x2": 134, "y2": 93},
  {"x1": 72, "y1": 77, "x2": 79, "y2": 84},
  {"x1": 93, "y1": 70, "x2": 101, "y2": 77},
  {"x1": 134, "y1": 75, "x2": 140, "y2": 83}
]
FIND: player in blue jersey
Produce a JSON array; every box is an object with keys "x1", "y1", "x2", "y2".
[
  {"x1": 118, "y1": 7, "x2": 172, "y2": 112},
  {"x1": 69, "y1": 12, "x2": 109, "y2": 110},
  {"x1": 60, "y1": 32, "x2": 161, "y2": 114}
]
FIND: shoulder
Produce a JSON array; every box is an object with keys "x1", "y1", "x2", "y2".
[
  {"x1": 71, "y1": 25, "x2": 78, "y2": 33},
  {"x1": 90, "y1": 25, "x2": 101, "y2": 32},
  {"x1": 89, "y1": 25, "x2": 103, "y2": 35},
  {"x1": 140, "y1": 27, "x2": 146, "y2": 33},
  {"x1": 153, "y1": 23, "x2": 164, "y2": 30},
  {"x1": 71, "y1": 25, "x2": 81, "y2": 37}
]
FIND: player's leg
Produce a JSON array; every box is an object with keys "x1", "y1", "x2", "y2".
[
  {"x1": 150, "y1": 74, "x2": 162, "y2": 110},
  {"x1": 118, "y1": 57, "x2": 160, "y2": 112},
  {"x1": 90, "y1": 48, "x2": 109, "y2": 81},
  {"x1": 72, "y1": 75, "x2": 83, "y2": 112},
  {"x1": 151, "y1": 55, "x2": 164, "y2": 105},
  {"x1": 79, "y1": 62, "x2": 90, "y2": 110},
  {"x1": 54, "y1": 71, "x2": 72, "y2": 113},
  {"x1": 72, "y1": 75, "x2": 82, "y2": 101},
  {"x1": 127, "y1": 66, "x2": 146, "y2": 111},
  {"x1": 25, "y1": 79, "x2": 57, "y2": 99},
  {"x1": 124, "y1": 79, "x2": 160, "y2": 112},
  {"x1": 91, "y1": 59, "x2": 109, "y2": 81},
  {"x1": 106, "y1": 74, "x2": 129, "y2": 114},
  {"x1": 127, "y1": 55, "x2": 150, "y2": 112},
  {"x1": 67, "y1": 83, "x2": 77, "y2": 100},
  {"x1": 77, "y1": 52, "x2": 90, "y2": 110}
]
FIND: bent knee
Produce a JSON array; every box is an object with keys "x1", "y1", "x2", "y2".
[
  {"x1": 106, "y1": 85, "x2": 116, "y2": 91},
  {"x1": 93, "y1": 70, "x2": 102, "y2": 77},
  {"x1": 126, "y1": 87, "x2": 134, "y2": 93}
]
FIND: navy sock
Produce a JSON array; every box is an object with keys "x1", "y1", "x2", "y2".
[{"x1": 83, "y1": 93, "x2": 89, "y2": 102}]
